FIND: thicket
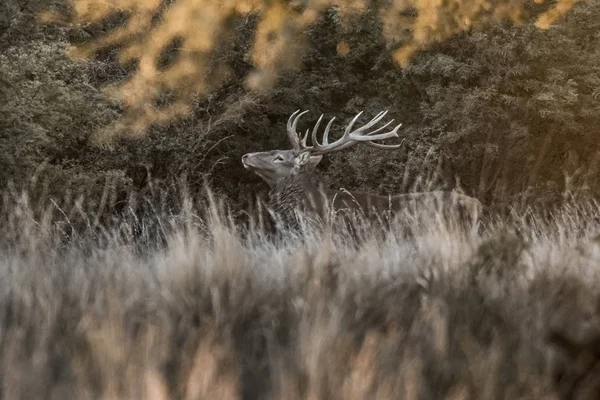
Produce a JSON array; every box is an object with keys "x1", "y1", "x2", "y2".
[{"x1": 1, "y1": 0, "x2": 599, "y2": 219}]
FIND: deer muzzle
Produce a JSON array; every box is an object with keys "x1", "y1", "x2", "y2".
[{"x1": 241, "y1": 153, "x2": 251, "y2": 169}]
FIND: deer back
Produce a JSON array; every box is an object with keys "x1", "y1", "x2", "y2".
[{"x1": 329, "y1": 189, "x2": 482, "y2": 229}]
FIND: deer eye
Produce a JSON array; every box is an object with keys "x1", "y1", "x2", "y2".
[{"x1": 274, "y1": 155, "x2": 284, "y2": 162}]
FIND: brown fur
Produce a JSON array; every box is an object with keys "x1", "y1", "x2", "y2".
[
  {"x1": 267, "y1": 170, "x2": 482, "y2": 231},
  {"x1": 242, "y1": 111, "x2": 483, "y2": 232}
]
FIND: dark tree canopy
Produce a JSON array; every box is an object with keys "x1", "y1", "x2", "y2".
[{"x1": 0, "y1": 0, "x2": 598, "y2": 218}]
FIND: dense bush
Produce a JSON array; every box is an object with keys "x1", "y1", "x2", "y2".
[
  {"x1": 2, "y1": 0, "x2": 599, "y2": 219},
  {"x1": 45, "y1": 0, "x2": 575, "y2": 135}
]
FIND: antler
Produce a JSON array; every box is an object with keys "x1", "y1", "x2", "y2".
[
  {"x1": 286, "y1": 110, "x2": 308, "y2": 151},
  {"x1": 286, "y1": 109, "x2": 403, "y2": 155}
]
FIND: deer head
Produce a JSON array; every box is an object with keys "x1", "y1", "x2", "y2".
[{"x1": 242, "y1": 110, "x2": 404, "y2": 187}]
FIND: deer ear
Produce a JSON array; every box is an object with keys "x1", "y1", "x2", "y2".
[
  {"x1": 308, "y1": 155, "x2": 323, "y2": 168},
  {"x1": 295, "y1": 151, "x2": 312, "y2": 166}
]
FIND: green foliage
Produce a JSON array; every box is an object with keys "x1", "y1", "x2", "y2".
[
  {"x1": 271, "y1": 2, "x2": 600, "y2": 209},
  {"x1": 41, "y1": 0, "x2": 575, "y2": 135},
  {"x1": 407, "y1": 4, "x2": 600, "y2": 206},
  {"x1": 0, "y1": 33, "x2": 128, "y2": 199}
]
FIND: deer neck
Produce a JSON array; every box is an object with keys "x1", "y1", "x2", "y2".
[{"x1": 268, "y1": 170, "x2": 331, "y2": 224}]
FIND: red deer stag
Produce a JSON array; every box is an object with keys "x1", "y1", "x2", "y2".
[{"x1": 242, "y1": 110, "x2": 482, "y2": 231}]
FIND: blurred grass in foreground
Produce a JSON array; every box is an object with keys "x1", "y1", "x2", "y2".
[{"x1": 2, "y1": 184, "x2": 600, "y2": 399}]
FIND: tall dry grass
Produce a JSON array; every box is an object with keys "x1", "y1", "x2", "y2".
[{"x1": 2, "y1": 185, "x2": 600, "y2": 399}]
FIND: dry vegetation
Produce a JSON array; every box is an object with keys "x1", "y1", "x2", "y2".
[
  {"x1": 3, "y1": 0, "x2": 600, "y2": 212},
  {"x1": 3, "y1": 0, "x2": 600, "y2": 398},
  {"x1": 3, "y1": 187, "x2": 600, "y2": 399},
  {"x1": 40, "y1": 0, "x2": 581, "y2": 137}
]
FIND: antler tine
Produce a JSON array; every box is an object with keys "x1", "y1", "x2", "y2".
[
  {"x1": 349, "y1": 121, "x2": 401, "y2": 142},
  {"x1": 366, "y1": 137, "x2": 405, "y2": 150},
  {"x1": 307, "y1": 114, "x2": 336, "y2": 148},
  {"x1": 364, "y1": 118, "x2": 394, "y2": 136},
  {"x1": 301, "y1": 129, "x2": 310, "y2": 148},
  {"x1": 334, "y1": 137, "x2": 403, "y2": 152},
  {"x1": 307, "y1": 110, "x2": 402, "y2": 155},
  {"x1": 292, "y1": 110, "x2": 309, "y2": 133},
  {"x1": 342, "y1": 111, "x2": 364, "y2": 139},
  {"x1": 285, "y1": 109, "x2": 402, "y2": 156},
  {"x1": 287, "y1": 110, "x2": 300, "y2": 133},
  {"x1": 286, "y1": 109, "x2": 309, "y2": 151},
  {"x1": 343, "y1": 110, "x2": 388, "y2": 138},
  {"x1": 333, "y1": 127, "x2": 403, "y2": 152},
  {"x1": 321, "y1": 116, "x2": 336, "y2": 145},
  {"x1": 310, "y1": 114, "x2": 324, "y2": 148},
  {"x1": 286, "y1": 110, "x2": 300, "y2": 150}
]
